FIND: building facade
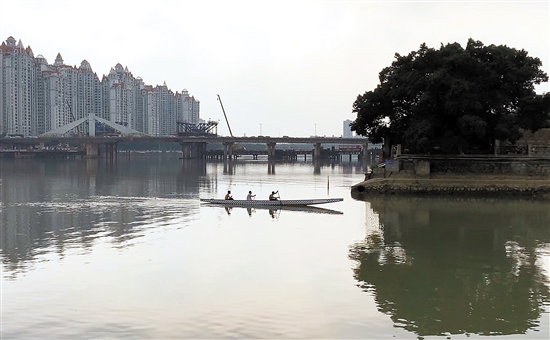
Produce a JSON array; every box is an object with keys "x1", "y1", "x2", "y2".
[
  {"x1": 0, "y1": 37, "x2": 37, "y2": 136},
  {"x1": 343, "y1": 119, "x2": 353, "y2": 138},
  {"x1": 0, "y1": 36, "x2": 199, "y2": 137}
]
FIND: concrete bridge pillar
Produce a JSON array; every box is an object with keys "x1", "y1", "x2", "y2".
[
  {"x1": 361, "y1": 142, "x2": 369, "y2": 162},
  {"x1": 267, "y1": 142, "x2": 277, "y2": 160},
  {"x1": 184, "y1": 144, "x2": 191, "y2": 159},
  {"x1": 104, "y1": 142, "x2": 117, "y2": 159},
  {"x1": 223, "y1": 160, "x2": 234, "y2": 175},
  {"x1": 268, "y1": 161, "x2": 275, "y2": 174},
  {"x1": 313, "y1": 143, "x2": 322, "y2": 160},
  {"x1": 181, "y1": 142, "x2": 206, "y2": 159},
  {"x1": 193, "y1": 142, "x2": 206, "y2": 159},
  {"x1": 181, "y1": 143, "x2": 192, "y2": 159},
  {"x1": 85, "y1": 143, "x2": 99, "y2": 158},
  {"x1": 223, "y1": 142, "x2": 234, "y2": 161}
]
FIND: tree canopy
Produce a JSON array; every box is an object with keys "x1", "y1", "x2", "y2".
[{"x1": 350, "y1": 39, "x2": 550, "y2": 154}]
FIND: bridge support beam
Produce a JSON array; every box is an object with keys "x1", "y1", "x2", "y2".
[
  {"x1": 181, "y1": 143, "x2": 192, "y2": 159},
  {"x1": 268, "y1": 161, "x2": 275, "y2": 174},
  {"x1": 361, "y1": 142, "x2": 369, "y2": 162},
  {"x1": 181, "y1": 142, "x2": 207, "y2": 159},
  {"x1": 104, "y1": 142, "x2": 117, "y2": 160},
  {"x1": 223, "y1": 142, "x2": 234, "y2": 161},
  {"x1": 267, "y1": 142, "x2": 277, "y2": 160},
  {"x1": 194, "y1": 142, "x2": 206, "y2": 159},
  {"x1": 85, "y1": 143, "x2": 99, "y2": 158},
  {"x1": 313, "y1": 143, "x2": 322, "y2": 160}
]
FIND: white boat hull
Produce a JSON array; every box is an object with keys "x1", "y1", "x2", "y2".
[
  {"x1": 203, "y1": 204, "x2": 344, "y2": 215},
  {"x1": 200, "y1": 198, "x2": 343, "y2": 206}
]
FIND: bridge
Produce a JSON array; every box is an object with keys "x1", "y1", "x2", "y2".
[
  {"x1": 0, "y1": 112, "x2": 374, "y2": 160},
  {"x1": 0, "y1": 135, "x2": 370, "y2": 161}
]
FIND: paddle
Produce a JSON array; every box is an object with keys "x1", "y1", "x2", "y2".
[{"x1": 275, "y1": 192, "x2": 282, "y2": 218}]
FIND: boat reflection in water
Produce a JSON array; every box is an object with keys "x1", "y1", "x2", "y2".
[
  {"x1": 205, "y1": 203, "x2": 344, "y2": 216},
  {"x1": 349, "y1": 194, "x2": 550, "y2": 338}
]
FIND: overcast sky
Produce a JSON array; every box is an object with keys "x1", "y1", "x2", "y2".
[{"x1": 2, "y1": 0, "x2": 549, "y2": 137}]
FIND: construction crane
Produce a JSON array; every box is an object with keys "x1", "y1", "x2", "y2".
[
  {"x1": 217, "y1": 94, "x2": 233, "y2": 137},
  {"x1": 65, "y1": 99, "x2": 80, "y2": 135}
]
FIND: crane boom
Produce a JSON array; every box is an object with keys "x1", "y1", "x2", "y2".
[
  {"x1": 217, "y1": 94, "x2": 233, "y2": 137},
  {"x1": 65, "y1": 99, "x2": 80, "y2": 135}
]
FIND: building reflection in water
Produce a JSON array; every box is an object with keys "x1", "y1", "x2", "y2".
[
  {"x1": 0, "y1": 156, "x2": 209, "y2": 279},
  {"x1": 349, "y1": 195, "x2": 550, "y2": 337}
]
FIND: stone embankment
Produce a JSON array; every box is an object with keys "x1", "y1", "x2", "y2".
[{"x1": 351, "y1": 156, "x2": 550, "y2": 199}]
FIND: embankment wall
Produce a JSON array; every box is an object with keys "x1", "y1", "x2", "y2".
[{"x1": 353, "y1": 156, "x2": 550, "y2": 199}]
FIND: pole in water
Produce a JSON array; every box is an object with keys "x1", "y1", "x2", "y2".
[{"x1": 327, "y1": 176, "x2": 330, "y2": 189}]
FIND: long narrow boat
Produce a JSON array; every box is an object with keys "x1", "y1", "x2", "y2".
[
  {"x1": 202, "y1": 204, "x2": 344, "y2": 215},
  {"x1": 200, "y1": 198, "x2": 343, "y2": 206}
]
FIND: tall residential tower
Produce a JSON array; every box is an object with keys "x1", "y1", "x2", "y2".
[{"x1": 0, "y1": 36, "x2": 200, "y2": 137}]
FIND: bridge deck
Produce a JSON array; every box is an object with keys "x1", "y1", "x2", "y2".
[{"x1": 0, "y1": 136, "x2": 368, "y2": 145}]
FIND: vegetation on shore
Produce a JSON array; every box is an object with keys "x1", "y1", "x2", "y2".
[{"x1": 350, "y1": 39, "x2": 550, "y2": 154}]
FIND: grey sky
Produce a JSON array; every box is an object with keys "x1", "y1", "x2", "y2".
[{"x1": 2, "y1": 0, "x2": 549, "y2": 137}]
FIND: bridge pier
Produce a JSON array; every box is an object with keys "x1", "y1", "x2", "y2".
[
  {"x1": 84, "y1": 141, "x2": 120, "y2": 159},
  {"x1": 181, "y1": 144, "x2": 190, "y2": 159},
  {"x1": 104, "y1": 142, "x2": 117, "y2": 160},
  {"x1": 85, "y1": 143, "x2": 99, "y2": 158},
  {"x1": 313, "y1": 160, "x2": 321, "y2": 175},
  {"x1": 223, "y1": 142, "x2": 234, "y2": 161},
  {"x1": 181, "y1": 142, "x2": 207, "y2": 159},
  {"x1": 360, "y1": 142, "x2": 368, "y2": 162},
  {"x1": 313, "y1": 143, "x2": 322, "y2": 161},
  {"x1": 223, "y1": 160, "x2": 234, "y2": 175},
  {"x1": 267, "y1": 142, "x2": 277, "y2": 160},
  {"x1": 268, "y1": 161, "x2": 275, "y2": 174}
]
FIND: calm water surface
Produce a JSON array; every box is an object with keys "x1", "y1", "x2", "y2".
[{"x1": 1, "y1": 155, "x2": 549, "y2": 339}]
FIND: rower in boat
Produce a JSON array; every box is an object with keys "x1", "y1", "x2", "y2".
[
  {"x1": 269, "y1": 191, "x2": 279, "y2": 201},
  {"x1": 225, "y1": 191, "x2": 234, "y2": 200}
]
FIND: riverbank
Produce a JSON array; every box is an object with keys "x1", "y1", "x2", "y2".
[
  {"x1": 351, "y1": 155, "x2": 550, "y2": 199},
  {"x1": 351, "y1": 174, "x2": 550, "y2": 199}
]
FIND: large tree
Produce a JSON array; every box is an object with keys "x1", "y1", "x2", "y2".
[{"x1": 351, "y1": 39, "x2": 550, "y2": 154}]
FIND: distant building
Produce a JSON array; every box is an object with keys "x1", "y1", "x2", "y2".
[
  {"x1": 176, "y1": 89, "x2": 200, "y2": 125},
  {"x1": 0, "y1": 37, "x2": 36, "y2": 136},
  {"x1": 0, "y1": 36, "x2": 199, "y2": 137},
  {"x1": 343, "y1": 119, "x2": 353, "y2": 138}
]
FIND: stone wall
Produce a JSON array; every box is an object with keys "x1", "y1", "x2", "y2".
[
  {"x1": 382, "y1": 156, "x2": 550, "y2": 178},
  {"x1": 428, "y1": 157, "x2": 550, "y2": 177},
  {"x1": 351, "y1": 179, "x2": 550, "y2": 199}
]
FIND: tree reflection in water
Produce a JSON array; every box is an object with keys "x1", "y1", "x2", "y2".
[{"x1": 349, "y1": 196, "x2": 550, "y2": 337}]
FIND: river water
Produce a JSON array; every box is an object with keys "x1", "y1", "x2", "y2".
[{"x1": 1, "y1": 154, "x2": 549, "y2": 339}]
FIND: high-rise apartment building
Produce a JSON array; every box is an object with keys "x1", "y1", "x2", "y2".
[
  {"x1": 0, "y1": 36, "x2": 199, "y2": 137},
  {"x1": 0, "y1": 37, "x2": 37, "y2": 136},
  {"x1": 176, "y1": 89, "x2": 200, "y2": 125},
  {"x1": 155, "y1": 82, "x2": 175, "y2": 136},
  {"x1": 343, "y1": 119, "x2": 353, "y2": 138},
  {"x1": 138, "y1": 85, "x2": 158, "y2": 136}
]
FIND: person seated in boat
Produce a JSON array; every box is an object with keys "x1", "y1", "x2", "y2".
[
  {"x1": 225, "y1": 190, "x2": 233, "y2": 200},
  {"x1": 246, "y1": 191, "x2": 256, "y2": 200},
  {"x1": 269, "y1": 191, "x2": 279, "y2": 201}
]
